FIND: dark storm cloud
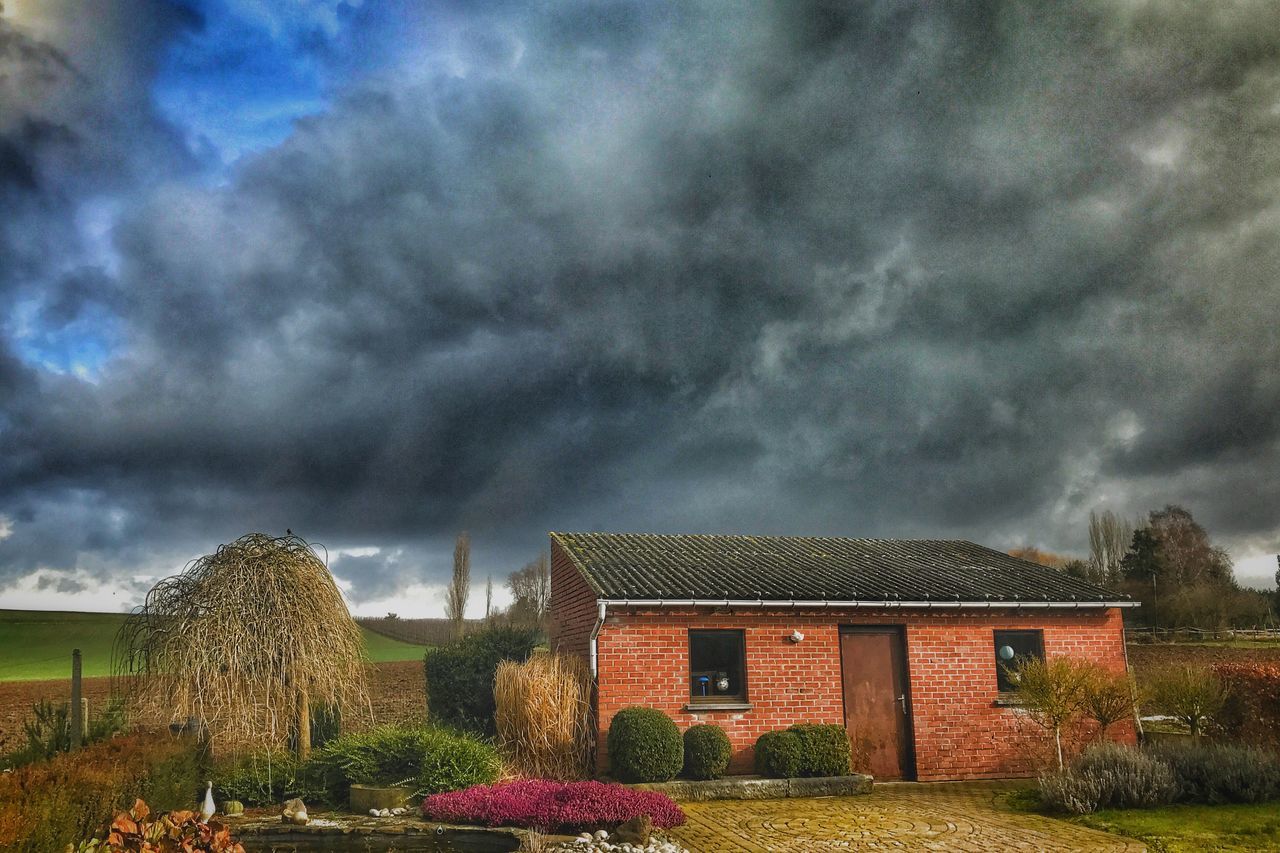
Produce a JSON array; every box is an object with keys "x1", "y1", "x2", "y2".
[{"x1": 3, "y1": 0, "x2": 1280, "y2": 605}]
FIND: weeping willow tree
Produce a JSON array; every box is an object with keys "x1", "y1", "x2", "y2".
[{"x1": 115, "y1": 533, "x2": 371, "y2": 756}]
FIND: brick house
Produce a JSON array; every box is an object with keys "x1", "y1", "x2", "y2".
[{"x1": 548, "y1": 531, "x2": 1138, "y2": 782}]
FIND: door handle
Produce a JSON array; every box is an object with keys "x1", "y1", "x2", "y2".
[{"x1": 897, "y1": 694, "x2": 907, "y2": 715}]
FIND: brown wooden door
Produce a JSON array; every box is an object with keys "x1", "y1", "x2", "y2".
[{"x1": 840, "y1": 627, "x2": 914, "y2": 780}]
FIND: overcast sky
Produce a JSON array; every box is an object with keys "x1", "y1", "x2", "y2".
[{"x1": 2, "y1": 0, "x2": 1278, "y2": 618}]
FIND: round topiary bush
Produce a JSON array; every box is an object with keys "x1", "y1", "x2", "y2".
[
  {"x1": 607, "y1": 707, "x2": 683, "y2": 783},
  {"x1": 754, "y1": 729, "x2": 805, "y2": 778},
  {"x1": 682, "y1": 723, "x2": 732, "y2": 780},
  {"x1": 789, "y1": 724, "x2": 851, "y2": 777}
]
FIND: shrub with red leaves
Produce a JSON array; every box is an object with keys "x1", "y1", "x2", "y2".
[
  {"x1": 421, "y1": 780, "x2": 685, "y2": 831},
  {"x1": 74, "y1": 798, "x2": 245, "y2": 853},
  {"x1": 1213, "y1": 662, "x2": 1280, "y2": 751},
  {"x1": 0, "y1": 731, "x2": 201, "y2": 853}
]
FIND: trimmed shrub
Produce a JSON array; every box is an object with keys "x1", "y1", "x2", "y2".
[
  {"x1": 0, "y1": 731, "x2": 203, "y2": 853},
  {"x1": 1038, "y1": 742, "x2": 1176, "y2": 815},
  {"x1": 1148, "y1": 741, "x2": 1280, "y2": 804},
  {"x1": 754, "y1": 730, "x2": 804, "y2": 778},
  {"x1": 424, "y1": 626, "x2": 542, "y2": 734},
  {"x1": 789, "y1": 724, "x2": 851, "y2": 777},
  {"x1": 754, "y1": 724, "x2": 850, "y2": 778},
  {"x1": 754, "y1": 729, "x2": 801, "y2": 778},
  {"x1": 214, "y1": 750, "x2": 327, "y2": 806},
  {"x1": 311, "y1": 723, "x2": 500, "y2": 799},
  {"x1": 682, "y1": 724, "x2": 732, "y2": 780},
  {"x1": 606, "y1": 707, "x2": 683, "y2": 783},
  {"x1": 422, "y1": 780, "x2": 685, "y2": 831}
]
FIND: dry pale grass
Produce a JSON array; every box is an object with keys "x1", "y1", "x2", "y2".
[
  {"x1": 495, "y1": 652, "x2": 592, "y2": 780},
  {"x1": 114, "y1": 533, "x2": 371, "y2": 755}
]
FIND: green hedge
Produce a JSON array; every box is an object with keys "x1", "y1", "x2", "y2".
[
  {"x1": 754, "y1": 724, "x2": 850, "y2": 778},
  {"x1": 310, "y1": 723, "x2": 501, "y2": 800},
  {"x1": 424, "y1": 626, "x2": 542, "y2": 734},
  {"x1": 0, "y1": 732, "x2": 204, "y2": 852},
  {"x1": 682, "y1": 724, "x2": 732, "y2": 780},
  {"x1": 607, "y1": 707, "x2": 683, "y2": 783}
]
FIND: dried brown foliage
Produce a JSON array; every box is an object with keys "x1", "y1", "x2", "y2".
[
  {"x1": 115, "y1": 533, "x2": 371, "y2": 755},
  {"x1": 494, "y1": 652, "x2": 592, "y2": 780}
]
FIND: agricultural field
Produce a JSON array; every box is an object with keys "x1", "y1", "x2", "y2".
[
  {"x1": 0, "y1": 607, "x2": 430, "y2": 754},
  {"x1": 0, "y1": 608, "x2": 426, "y2": 682}
]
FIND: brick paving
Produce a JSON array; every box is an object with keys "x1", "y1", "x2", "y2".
[{"x1": 668, "y1": 781, "x2": 1146, "y2": 851}]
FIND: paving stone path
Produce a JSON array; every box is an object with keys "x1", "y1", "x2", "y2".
[{"x1": 668, "y1": 781, "x2": 1146, "y2": 851}]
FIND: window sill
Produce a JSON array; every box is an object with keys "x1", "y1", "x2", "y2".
[
  {"x1": 685, "y1": 702, "x2": 753, "y2": 712},
  {"x1": 993, "y1": 694, "x2": 1026, "y2": 707}
]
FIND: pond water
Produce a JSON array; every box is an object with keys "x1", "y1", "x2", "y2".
[
  {"x1": 241, "y1": 837, "x2": 519, "y2": 853},
  {"x1": 235, "y1": 814, "x2": 519, "y2": 845}
]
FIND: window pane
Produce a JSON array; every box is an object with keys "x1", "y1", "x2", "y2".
[
  {"x1": 689, "y1": 630, "x2": 746, "y2": 701},
  {"x1": 994, "y1": 630, "x2": 1044, "y2": 693}
]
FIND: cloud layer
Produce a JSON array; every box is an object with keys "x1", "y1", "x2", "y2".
[{"x1": 3, "y1": 1, "x2": 1280, "y2": 610}]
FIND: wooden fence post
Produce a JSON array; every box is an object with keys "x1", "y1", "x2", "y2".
[{"x1": 70, "y1": 648, "x2": 83, "y2": 749}]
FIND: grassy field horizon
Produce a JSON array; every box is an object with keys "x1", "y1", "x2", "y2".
[{"x1": 0, "y1": 608, "x2": 426, "y2": 681}]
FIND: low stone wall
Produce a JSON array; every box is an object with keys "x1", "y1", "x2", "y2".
[
  {"x1": 225, "y1": 812, "x2": 538, "y2": 852},
  {"x1": 632, "y1": 773, "x2": 872, "y2": 802}
]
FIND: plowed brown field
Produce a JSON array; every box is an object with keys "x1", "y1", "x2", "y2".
[{"x1": 0, "y1": 660, "x2": 426, "y2": 754}]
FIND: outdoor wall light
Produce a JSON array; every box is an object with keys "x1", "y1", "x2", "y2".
[{"x1": 789, "y1": 629, "x2": 804, "y2": 643}]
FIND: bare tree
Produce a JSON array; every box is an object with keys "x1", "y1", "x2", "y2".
[
  {"x1": 445, "y1": 532, "x2": 471, "y2": 638},
  {"x1": 1088, "y1": 510, "x2": 1133, "y2": 585},
  {"x1": 508, "y1": 553, "x2": 552, "y2": 627},
  {"x1": 484, "y1": 575, "x2": 494, "y2": 624}
]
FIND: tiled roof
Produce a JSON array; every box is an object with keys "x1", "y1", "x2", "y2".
[{"x1": 549, "y1": 532, "x2": 1132, "y2": 605}]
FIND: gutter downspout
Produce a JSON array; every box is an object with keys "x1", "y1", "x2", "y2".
[{"x1": 588, "y1": 600, "x2": 607, "y2": 678}]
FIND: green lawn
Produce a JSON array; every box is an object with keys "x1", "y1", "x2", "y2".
[
  {"x1": 0, "y1": 609, "x2": 424, "y2": 681},
  {"x1": 1076, "y1": 802, "x2": 1280, "y2": 851}
]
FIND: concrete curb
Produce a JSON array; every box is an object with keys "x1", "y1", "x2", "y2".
[{"x1": 632, "y1": 773, "x2": 873, "y2": 802}]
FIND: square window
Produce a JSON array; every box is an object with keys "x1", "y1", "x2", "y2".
[
  {"x1": 994, "y1": 629, "x2": 1044, "y2": 693},
  {"x1": 689, "y1": 629, "x2": 746, "y2": 703}
]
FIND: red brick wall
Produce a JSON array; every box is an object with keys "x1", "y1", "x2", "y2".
[
  {"x1": 547, "y1": 537, "x2": 600, "y2": 664},
  {"x1": 593, "y1": 607, "x2": 1134, "y2": 781}
]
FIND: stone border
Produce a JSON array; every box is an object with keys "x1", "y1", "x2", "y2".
[
  {"x1": 224, "y1": 812, "x2": 565, "y2": 852},
  {"x1": 631, "y1": 773, "x2": 872, "y2": 802}
]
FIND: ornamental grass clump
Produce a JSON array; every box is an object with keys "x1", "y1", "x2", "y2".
[
  {"x1": 421, "y1": 780, "x2": 685, "y2": 831},
  {"x1": 494, "y1": 652, "x2": 592, "y2": 780},
  {"x1": 606, "y1": 707, "x2": 683, "y2": 783},
  {"x1": 310, "y1": 723, "x2": 500, "y2": 799},
  {"x1": 115, "y1": 533, "x2": 371, "y2": 757}
]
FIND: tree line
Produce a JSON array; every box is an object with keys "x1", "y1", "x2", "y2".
[
  {"x1": 442, "y1": 532, "x2": 551, "y2": 637},
  {"x1": 1012, "y1": 506, "x2": 1275, "y2": 630}
]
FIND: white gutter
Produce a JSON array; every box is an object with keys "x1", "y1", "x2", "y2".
[
  {"x1": 588, "y1": 600, "x2": 607, "y2": 678},
  {"x1": 597, "y1": 598, "x2": 1139, "y2": 609}
]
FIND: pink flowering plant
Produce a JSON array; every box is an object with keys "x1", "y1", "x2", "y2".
[{"x1": 421, "y1": 780, "x2": 685, "y2": 831}]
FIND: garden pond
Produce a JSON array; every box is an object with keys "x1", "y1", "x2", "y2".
[{"x1": 227, "y1": 814, "x2": 522, "y2": 853}]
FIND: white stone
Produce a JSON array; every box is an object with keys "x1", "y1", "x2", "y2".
[
  {"x1": 368, "y1": 809, "x2": 379, "y2": 817},
  {"x1": 594, "y1": 830, "x2": 609, "y2": 841}
]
